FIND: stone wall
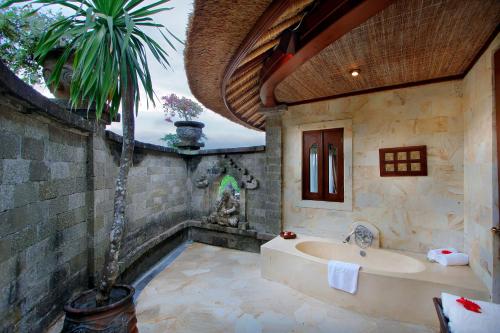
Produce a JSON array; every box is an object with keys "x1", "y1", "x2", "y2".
[
  {"x1": 463, "y1": 34, "x2": 500, "y2": 296},
  {"x1": 0, "y1": 103, "x2": 90, "y2": 332},
  {"x1": 0, "y1": 99, "x2": 188, "y2": 331},
  {"x1": 260, "y1": 106, "x2": 285, "y2": 235},
  {"x1": 0, "y1": 59, "x2": 269, "y2": 331},
  {"x1": 187, "y1": 147, "x2": 269, "y2": 233},
  {"x1": 88, "y1": 131, "x2": 189, "y2": 286},
  {"x1": 282, "y1": 80, "x2": 465, "y2": 253}
]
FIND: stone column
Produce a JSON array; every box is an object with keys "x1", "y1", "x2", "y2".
[{"x1": 259, "y1": 105, "x2": 286, "y2": 235}]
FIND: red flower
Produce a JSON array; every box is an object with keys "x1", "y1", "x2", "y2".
[
  {"x1": 280, "y1": 231, "x2": 297, "y2": 239},
  {"x1": 456, "y1": 297, "x2": 482, "y2": 313},
  {"x1": 441, "y1": 250, "x2": 453, "y2": 254}
]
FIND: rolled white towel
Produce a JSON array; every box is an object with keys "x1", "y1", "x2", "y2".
[
  {"x1": 427, "y1": 248, "x2": 457, "y2": 262},
  {"x1": 435, "y1": 252, "x2": 469, "y2": 266}
]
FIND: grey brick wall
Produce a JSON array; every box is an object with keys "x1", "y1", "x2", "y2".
[
  {"x1": 0, "y1": 94, "x2": 269, "y2": 332},
  {"x1": 260, "y1": 106, "x2": 285, "y2": 235},
  {"x1": 88, "y1": 132, "x2": 189, "y2": 286},
  {"x1": 0, "y1": 103, "x2": 191, "y2": 332},
  {"x1": 0, "y1": 105, "x2": 89, "y2": 332}
]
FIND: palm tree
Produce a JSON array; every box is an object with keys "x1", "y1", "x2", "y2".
[{"x1": 2, "y1": 0, "x2": 179, "y2": 305}]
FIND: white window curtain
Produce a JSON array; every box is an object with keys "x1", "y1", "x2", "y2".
[{"x1": 310, "y1": 145, "x2": 318, "y2": 193}]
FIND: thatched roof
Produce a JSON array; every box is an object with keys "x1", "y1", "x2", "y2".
[
  {"x1": 185, "y1": 0, "x2": 314, "y2": 130},
  {"x1": 185, "y1": 0, "x2": 500, "y2": 130},
  {"x1": 184, "y1": 0, "x2": 273, "y2": 130}
]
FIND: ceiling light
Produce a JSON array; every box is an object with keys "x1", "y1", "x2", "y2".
[{"x1": 350, "y1": 69, "x2": 360, "y2": 77}]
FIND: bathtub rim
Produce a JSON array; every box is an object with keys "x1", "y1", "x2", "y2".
[
  {"x1": 294, "y1": 239, "x2": 427, "y2": 274},
  {"x1": 262, "y1": 234, "x2": 488, "y2": 294}
]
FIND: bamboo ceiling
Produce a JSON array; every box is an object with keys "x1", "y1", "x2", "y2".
[
  {"x1": 275, "y1": 0, "x2": 500, "y2": 103},
  {"x1": 185, "y1": 0, "x2": 500, "y2": 131}
]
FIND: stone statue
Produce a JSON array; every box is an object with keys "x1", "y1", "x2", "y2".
[{"x1": 206, "y1": 188, "x2": 240, "y2": 227}]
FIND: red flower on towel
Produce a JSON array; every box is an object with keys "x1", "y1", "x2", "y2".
[
  {"x1": 441, "y1": 250, "x2": 453, "y2": 254},
  {"x1": 456, "y1": 297, "x2": 482, "y2": 313}
]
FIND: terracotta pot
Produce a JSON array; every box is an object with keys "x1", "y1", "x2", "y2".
[
  {"x1": 174, "y1": 120, "x2": 205, "y2": 150},
  {"x1": 41, "y1": 47, "x2": 74, "y2": 100},
  {"x1": 61, "y1": 284, "x2": 138, "y2": 333}
]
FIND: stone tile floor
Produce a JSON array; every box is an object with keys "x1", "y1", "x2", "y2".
[
  {"x1": 135, "y1": 243, "x2": 435, "y2": 333},
  {"x1": 48, "y1": 242, "x2": 436, "y2": 332}
]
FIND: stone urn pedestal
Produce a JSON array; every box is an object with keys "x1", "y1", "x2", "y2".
[{"x1": 174, "y1": 120, "x2": 205, "y2": 150}]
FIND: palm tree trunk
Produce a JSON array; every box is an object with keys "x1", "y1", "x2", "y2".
[{"x1": 96, "y1": 74, "x2": 135, "y2": 306}]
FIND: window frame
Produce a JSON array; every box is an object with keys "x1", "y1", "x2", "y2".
[{"x1": 302, "y1": 128, "x2": 344, "y2": 202}]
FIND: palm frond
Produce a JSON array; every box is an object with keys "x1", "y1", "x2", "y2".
[{"x1": 2, "y1": 0, "x2": 180, "y2": 120}]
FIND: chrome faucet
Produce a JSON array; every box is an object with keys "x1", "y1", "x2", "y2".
[
  {"x1": 343, "y1": 225, "x2": 374, "y2": 248},
  {"x1": 343, "y1": 229, "x2": 355, "y2": 243}
]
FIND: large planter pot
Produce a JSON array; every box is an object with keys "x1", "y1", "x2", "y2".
[
  {"x1": 41, "y1": 47, "x2": 74, "y2": 100},
  {"x1": 42, "y1": 48, "x2": 117, "y2": 125},
  {"x1": 61, "y1": 284, "x2": 138, "y2": 333},
  {"x1": 174, "y1": 120, "x2": 205, "y2": 150}
]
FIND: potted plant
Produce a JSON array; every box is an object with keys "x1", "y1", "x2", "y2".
[
  {"x1": 162, "y1": 93, "x2": 205, "y2": 150},
  {"x1": 41, "y1": 46, "x2": 73, "y2": 99},
  {"x1": 1, "y1": 0, "x2": 179, "y2": 331}
]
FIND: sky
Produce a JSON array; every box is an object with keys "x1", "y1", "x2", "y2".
[{"x1": 38, "y1": 0, "x2": 265, "y2": 149}]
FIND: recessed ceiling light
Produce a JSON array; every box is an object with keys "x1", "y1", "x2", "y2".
[{"x1": 350, "y1": 69, "x2": 360, "y2": 77}]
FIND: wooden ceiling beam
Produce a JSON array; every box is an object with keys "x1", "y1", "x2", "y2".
[
  {"x1": 227, "y1": 77, "x2": 260, "y2": 103},
  {"x1": 230, "y1": 87, "x2": 260, "y2": 110},
  {"x1": 260, "y1": 0, "x2": 395, "y2": 107},
  {"x1": 241, "y1": 104, "x2": 260, "y2": 119},
  {"x1": 231, "y1": 53, "x2": 268, "y2": 81},
  {"x1": 235, "y1": 96, "x2": 261, "y2": 116}
]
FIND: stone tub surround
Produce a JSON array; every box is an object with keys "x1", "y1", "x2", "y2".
[
  {"x1": 132, "y1": 242, "x2": 433, "y2": 333},
  {"x1": 262, "y1": 235, "x2": 488, "y2": 329},
  {"x1": 279, "y1": 40, "x2": 500, "y2": 296}
]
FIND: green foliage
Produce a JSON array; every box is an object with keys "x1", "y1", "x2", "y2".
[
  {"x1": 1, "y1": 0, "x2": 181, "y2": 120},
  {"x1": 160, "y1": 133, "x2": 180, "y2": 148},
  {"x1": 0, "y1": 3, "x2": 64, "y2": 84},
  {"x1": 160, "y1": 132, "x2": 207, "y2": 148},
  {"x1": 218, "y1": 175, "x2": 240, "y2": 197}
]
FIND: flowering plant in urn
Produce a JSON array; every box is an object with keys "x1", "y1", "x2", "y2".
[{"x1": 162, "y1": 93, "x2": 205, "y2": 150}]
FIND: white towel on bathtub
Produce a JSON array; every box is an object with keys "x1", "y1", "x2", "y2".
[
  {"x1": 435, "y1": 252, "x2": 469, "y2": 266},
  {"x1": 427, "y1": 248, "x2": 458, "y2": 262},
  {"x1": 327, "y1": 260, "x2": 361, "y2": 294}
]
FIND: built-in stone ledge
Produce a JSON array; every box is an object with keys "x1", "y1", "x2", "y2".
[
  {"x1": 118, "y1": 219, "x2": 275, "y2": 285},
  {"x1": 198, "y1": 145, "x2": 266, "y2": 155},
  {"x1": 106, "y1": 130, "x2": 265, "y2": 158},
  {"x1": 0, "y1": 60, "x2": 97, "y2": 132},
  {"x1": 106, "y1": 130, "x2": 179, "y2": 155}
]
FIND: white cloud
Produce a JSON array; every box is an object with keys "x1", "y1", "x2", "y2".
[{"x1": 107, "y1": 0, "x2": 265, "y2": 149}]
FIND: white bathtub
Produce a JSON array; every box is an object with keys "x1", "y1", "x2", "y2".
[{"x1": 261, "y1": 235, "x2": 489, "y2": 328}]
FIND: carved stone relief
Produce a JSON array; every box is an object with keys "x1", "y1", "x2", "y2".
[{"x1": 196, "y1": 156, "x2": 259, "y2": 230}]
